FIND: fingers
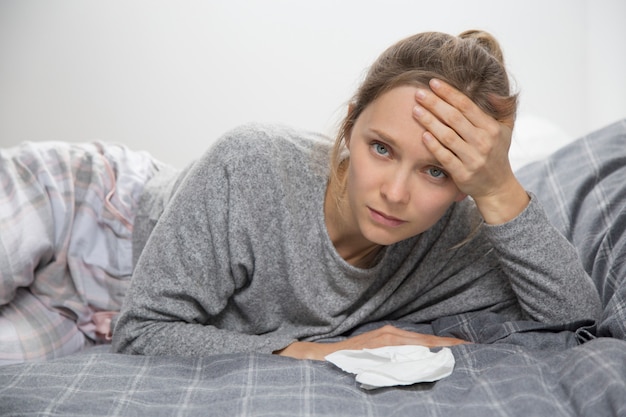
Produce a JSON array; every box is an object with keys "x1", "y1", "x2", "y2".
[
  {"x1": 417, "y1": 78, "x2": 505, "y2": 150},
  {"x1": 415, "y1": 79, "x2": 512, "y2": 151},
  {"x1": 425, "y1": 79, "x2": 491, "y2": 128},
  {"x1": 414, "y1": 86, "x2": 473, "y2": 147},
  {"x1": 413, "y1": 85, "x2": 477, "y2": 168},
  {"x1": 413, "y1": 80, "x2": 514, "y2": 185},
  {"x1": 414, "y1": 79, "x2": 497, "y2": 149}
]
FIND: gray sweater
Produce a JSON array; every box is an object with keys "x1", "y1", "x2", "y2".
[{"x1": 112, "y1": 123, "x2": 601, "y2": 357}]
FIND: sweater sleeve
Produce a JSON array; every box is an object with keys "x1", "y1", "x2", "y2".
[
  {"x1": 111, "y1": 137, "x2": 296, "y2": 357},
  {"x1": 483, "y1": 193, "x2": 602, "y2": 324}
]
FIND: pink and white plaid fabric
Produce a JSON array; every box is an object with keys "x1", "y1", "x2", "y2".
[{"x1": 0, "y1": 141, "x2": 163, "y2": 364}]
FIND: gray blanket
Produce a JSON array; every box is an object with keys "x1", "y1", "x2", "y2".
[
  {"x1": 2, "y1": 119, "x2": 626, "y2": 417},
  {"x1": 1, "y1": 323, "x2": 624, "y2": 417}
]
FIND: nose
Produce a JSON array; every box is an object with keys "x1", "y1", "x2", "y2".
[{"x1": 380, "y1": 172, "x2": 410, "y2": 205}]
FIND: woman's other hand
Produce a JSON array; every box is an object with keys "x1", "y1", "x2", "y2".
[{"x1": 275, "y1": 324, "x2": 468, "y2": 361}]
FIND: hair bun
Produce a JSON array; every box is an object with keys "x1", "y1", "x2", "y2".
[{"x1": 458, "y1": 29, "x2": 504, "y2": 64}]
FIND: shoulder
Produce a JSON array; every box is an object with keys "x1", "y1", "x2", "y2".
[
  {"x1": 215, "y1": 122, "x2": 331, "y2": 156},
  {"x1": 200, "y1": 123, "x2": 333, "y2": 175}
]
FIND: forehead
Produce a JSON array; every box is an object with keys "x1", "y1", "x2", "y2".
[
  {"x1": 356, "y1": 86, "x2": 426, "y2": 141},
  {"x1": 360, "y1": 85, "x2": 422, "y2": 124},
  {"x1": 354, "y1": 85, "x2": 439, "y2": 164}
]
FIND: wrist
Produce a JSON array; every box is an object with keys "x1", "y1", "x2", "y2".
[
  {"x1": 274, "y1": 341, "x2": 328, "y2": 361},
  {"x1": 473, "y1": 180, "x2": 530, "y2": 225}
]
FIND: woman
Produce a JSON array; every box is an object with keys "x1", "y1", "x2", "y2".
[
  {"x1": 111, "y1": 30, "x2": 601, "y2": 360},
  {"x1": 0, "y1": 30, "x2": 600, "y2": 364}
]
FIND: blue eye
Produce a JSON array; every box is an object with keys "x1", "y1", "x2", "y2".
[
  {"x1": 373, "y1": 143, "x2": 389, "y2": 156},
  {"x1": 428, "y1": 167, "x2": 447, "y2": 179}
]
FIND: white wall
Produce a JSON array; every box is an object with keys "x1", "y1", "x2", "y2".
[{"x1": 1, "y1": 0, "x2": 624, "y2": 168}]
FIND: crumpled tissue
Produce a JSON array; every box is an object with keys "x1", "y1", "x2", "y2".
[{"x1": 325, "y1": 345, "x2": 455, "y2": 390}]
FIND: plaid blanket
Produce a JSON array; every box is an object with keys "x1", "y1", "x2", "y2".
[
  {"x1": 1, "y1": 119, "x2": 626, "y2": 416},
  {"x1": 0, "y1": 141, "x2": 161, "y2": 363}
]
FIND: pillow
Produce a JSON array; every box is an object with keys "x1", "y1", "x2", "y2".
[
  {"x1": 516, "y1": 118, "x2": 626, "y2": 339},
  {"x1": 510, "y1": 114, "x2": 574, "y2": 171}
]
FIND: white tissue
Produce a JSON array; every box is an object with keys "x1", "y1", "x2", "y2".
[{"x1": 325, "y1": 345, "x2": 455, "y2": 390}]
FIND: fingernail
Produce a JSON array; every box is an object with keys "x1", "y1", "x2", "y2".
[
  {"x1": 413, "y1": 105, "x2": 424, "y2": 116},
  {"x1": 416, "y1": 89, "x2": 427, "y2": 100},
  {"x1": 430, "y1": 79, "x2": 441, "y2": 89}
]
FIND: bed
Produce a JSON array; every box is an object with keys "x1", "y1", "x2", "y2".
[{"x1": 1, "y1": 119, "x2": 626, "y2": 417}]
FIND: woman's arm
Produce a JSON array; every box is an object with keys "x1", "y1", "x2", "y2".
[{"x1": 112, "y1": 144, "x2": 295, "y2": 357}]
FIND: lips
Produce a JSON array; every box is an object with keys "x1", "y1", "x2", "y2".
[{"x1": 368, "y1": 207, "x2": 406, "y2": 227}]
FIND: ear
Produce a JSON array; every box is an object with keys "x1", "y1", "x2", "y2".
[{"x1": 454, "y1": 192, "x2": 467, "y2": 202}]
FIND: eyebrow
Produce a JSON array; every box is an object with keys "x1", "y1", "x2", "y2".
[
  {"x1": 368, "y1": 128, "x2": 442, "y2": 166},
  {"x1": 369, "y1": 128, "x2": 399, "y2": 147}
]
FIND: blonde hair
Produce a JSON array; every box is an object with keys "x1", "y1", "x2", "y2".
[{"x1": 329, "y1": 30, "x2": 518, "y2": 200}]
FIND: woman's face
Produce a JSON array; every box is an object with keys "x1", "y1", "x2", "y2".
[{"x1": 344, "y1": 85, "x2": 466, "y2": 246}]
